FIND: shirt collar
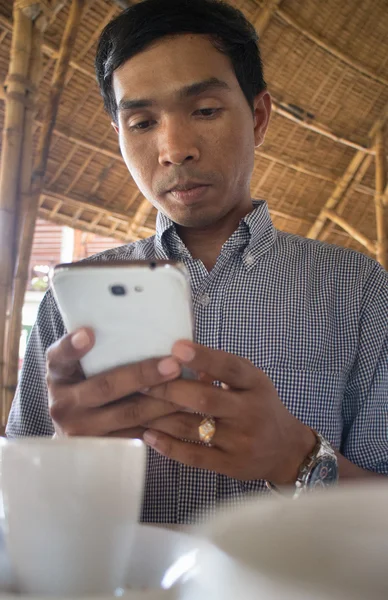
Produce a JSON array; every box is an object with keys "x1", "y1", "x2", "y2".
[{"x1": 154, "y1": 199, "x2": 277, "y2": 268}]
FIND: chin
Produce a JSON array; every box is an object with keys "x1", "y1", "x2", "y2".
[{"x1": 166, "y1": 204, "x2": 224, "y2": 229}]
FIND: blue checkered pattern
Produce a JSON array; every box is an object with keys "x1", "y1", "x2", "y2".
[{"x1": 6, "y1": 201, "x2": 388, "y2": 524}]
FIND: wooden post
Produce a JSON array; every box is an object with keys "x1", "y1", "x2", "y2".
[
  {"x1": 4, "y1": 0, "x2": 85, "y2": 420},
  {"x1": 374, "y1": 128, "x2": 388, "y2": 269},
  {"x1": 0, "y1": 5, "x2": 32, "y2": 423}
]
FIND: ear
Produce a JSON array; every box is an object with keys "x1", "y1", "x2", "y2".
[
  {"x1": 253, "y1": 90, "x2": 272, "y2": 148},
  {"x1": 111, "y1": 121, "x2": 119, "y2": 135}
]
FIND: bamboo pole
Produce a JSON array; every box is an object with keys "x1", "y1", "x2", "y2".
[
  {"x1": 4, "y1": 23, "x2": 44, "y2": 418},
  {"x1": 374, "y1": 128, "x2": 388, "y2": 269},
  {"x1": 322, "y1": 209, "x2": 376, "y2": 254},
  {"x1": 0, "y1": 6, "x2": 32, "y2": 423},
  {"x1": 4, "y1": 0, "x2": 85, "y2": 420}
]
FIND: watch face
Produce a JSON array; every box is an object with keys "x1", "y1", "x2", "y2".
[{"x1": 308, "y1": 458, "x2": 338, "y2": 489}]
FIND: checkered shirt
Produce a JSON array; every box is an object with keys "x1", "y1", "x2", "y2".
[{"x1": 6, "y1": 201, "x2": 388, "y2": 524}]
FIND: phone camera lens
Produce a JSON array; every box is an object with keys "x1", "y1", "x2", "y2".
[
  {"x1": 150, "y1": 262, "x2": 156, "y2": 269},
  {"x1": 110, "y1": 285, "x2": 126, "y2": 296}
]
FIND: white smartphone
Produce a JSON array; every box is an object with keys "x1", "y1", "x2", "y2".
[{"x1": 51, "y1": 260, "x2": 194, "y2": 378}]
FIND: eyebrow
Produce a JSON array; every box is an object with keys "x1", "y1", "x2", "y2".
[{"x1": 117, "y1": 77, "x2": 231, "y2": 112}]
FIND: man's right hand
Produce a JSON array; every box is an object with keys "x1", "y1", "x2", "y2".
[{"x1": 46, "y1": 328, "x2": 182, "y2": 439}]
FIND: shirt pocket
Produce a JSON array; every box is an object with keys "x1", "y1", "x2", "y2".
[{"x1": 262, "y1": 367, "x2": 345, "y2": 448}]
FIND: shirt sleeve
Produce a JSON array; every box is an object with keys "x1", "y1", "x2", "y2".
[
  {"x1": 6, "y1": 290, "x2": 65, "y2": 437},
  {"x1": 341, "y1": 262, "x2": 388, "y2": 475}
]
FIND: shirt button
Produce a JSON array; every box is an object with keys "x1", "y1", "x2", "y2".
[
  {"x1": 199, "y1": 293, "x2": 211, "y2": 307},
  {"x1": 245, "y1": 253, "x2": 255, "y2": 265}
]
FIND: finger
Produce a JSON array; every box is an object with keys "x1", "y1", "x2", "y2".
[
  {"x1": 147, "y1": 412, "x2": 235, "y2": 450},
  {"x1": 46, "y1": 328, "x2": 95, "y2": 383},
  {"x1": 171, "y1": 341, "x2": 258, "y2": 390},
  {"x1": 143, "y1": 430, "x2": 227, "y2": 473},
  {"x1": 146, "y1": 379, "x2": 239, "y2": 417},
  {"x1": 62, "y1": 395, "x2": 178, "y2": 437},
  {"x1": 198, "y1": 371, "x2": 215, "y2": 385},
  {"x1": 69, "y1": 356, "x2": 181, "y2": 409},
  {"x1": 106, "y1": 427, "x2": 146, "y2": 440},
  {"x1": 99, "y1": 395, "x2": 178, "y2": 435}
]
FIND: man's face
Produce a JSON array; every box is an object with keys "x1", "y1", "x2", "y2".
[{"x1": 112, "y1": 34, "x2": 270, "y2": 228}]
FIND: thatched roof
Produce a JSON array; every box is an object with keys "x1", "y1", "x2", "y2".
[{"x1": 0, "y1": 0, "x2": 387, "y2": 255}]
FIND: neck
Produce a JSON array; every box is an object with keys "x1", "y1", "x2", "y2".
[{"x1": 176, "y1": 200, "x2": 253, "y2": 272}]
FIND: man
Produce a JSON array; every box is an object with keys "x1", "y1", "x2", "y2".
[{"x1": 7, "y1": 0, "x2": 387, "y2": 524}]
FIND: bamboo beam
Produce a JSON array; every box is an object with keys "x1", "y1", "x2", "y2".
[
  {"x1": 271, "y1": 100, "x2": 371, "y2": 154},
  {"x1": 40, "y1": 190, "x2": 155, "y2": 236},
  {"x1": 276, "y1": 8, "x2": 388, "y2": 88},
  {"x1": 307, "y1": 151, "x2": 366, "y2": 240},
  {"x1": 128, "y1": 198, "x2": 153, "y2": 235},
  {"x1": 322, "y1": 209, "x2": 376, "y2": 254},
  {"x1": 256, "y1": 148, "x2": 336, "y2": 183},
  {"x1": 374, "y1": 128, "x2": 388, "y2": 269},
  {"x1": 38, "y1": 207, "x2": 132, "y2": 241},
  {"x1": 307, "y1": 105, "x2": 388, "y2": 241},
  {"x1": 254, "y1": 0, "x2": 282, "y2": 37},
  {"x1": 41, "y1": 190, "x2": 143, "y2": 226},
  {"x1": 320, "y1": 155, "x2": 373, "y2": 241},
  {"x1": 0, "y1": 6, "x2": 32, "y2": 423},
  {"x1": 4, "y1": 0, "x2": 85, "y2": 419}
]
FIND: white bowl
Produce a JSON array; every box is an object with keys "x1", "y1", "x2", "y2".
[{"x1": 180, "y1": 482, "x2": 388, "y2": 600}]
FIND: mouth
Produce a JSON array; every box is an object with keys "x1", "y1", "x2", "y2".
[{"x1": 167, "y1": 183, "x2": 211, "y2": 205}]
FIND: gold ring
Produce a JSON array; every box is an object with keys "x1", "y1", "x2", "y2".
[{"x1": 199, "y1": 416, "x2": 216, "y2": 444}]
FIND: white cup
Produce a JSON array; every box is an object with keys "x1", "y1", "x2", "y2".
[{"x1": 0, "y1": 437, "x2": 146, "y2": 596}]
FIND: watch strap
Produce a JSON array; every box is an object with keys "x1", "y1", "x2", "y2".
[{"x1": 265, "y1": 429, "x2": 338, "y2": 499}]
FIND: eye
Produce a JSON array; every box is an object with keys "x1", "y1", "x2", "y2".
[
  {"x1": 195, "y1": 108, "x2": 222, "y2": 118},
  {"x1": 129, "y1": 120, "x2": 155, "y2": 131}
]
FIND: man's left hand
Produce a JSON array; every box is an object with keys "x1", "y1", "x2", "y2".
[{"x1": 142, "y1": 340, "x2": 316, "y2": 485}]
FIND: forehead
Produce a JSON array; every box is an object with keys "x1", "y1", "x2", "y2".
[{"x1": 112, "y1": 34, "x2": 237, "y2": 103}]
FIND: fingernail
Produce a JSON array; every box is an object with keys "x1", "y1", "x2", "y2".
[
  {"x1": 143, "y1": 430, "x2": 157, "y2": 446},
  {"x1": 157, "y1": 357, "x2": 180, "y2": 376},
  {"x1": 173, "y1": 343, "x2": 195, "y2": 362},
  {"x1": 71, "y1": 330, "x2": 90, "y2": 350}
]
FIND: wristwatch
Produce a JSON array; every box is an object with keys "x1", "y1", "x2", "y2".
[{"x1": 266, "y1": 429, "x2": 339, "y2": 499}]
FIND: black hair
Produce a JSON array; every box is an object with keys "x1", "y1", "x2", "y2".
[{"x1": 95, "y1": 0, "x2": 266, "y2": 124}]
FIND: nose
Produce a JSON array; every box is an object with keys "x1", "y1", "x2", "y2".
[{"x1": 158, "y1": 118, "x2": 200, "y2": 167}]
